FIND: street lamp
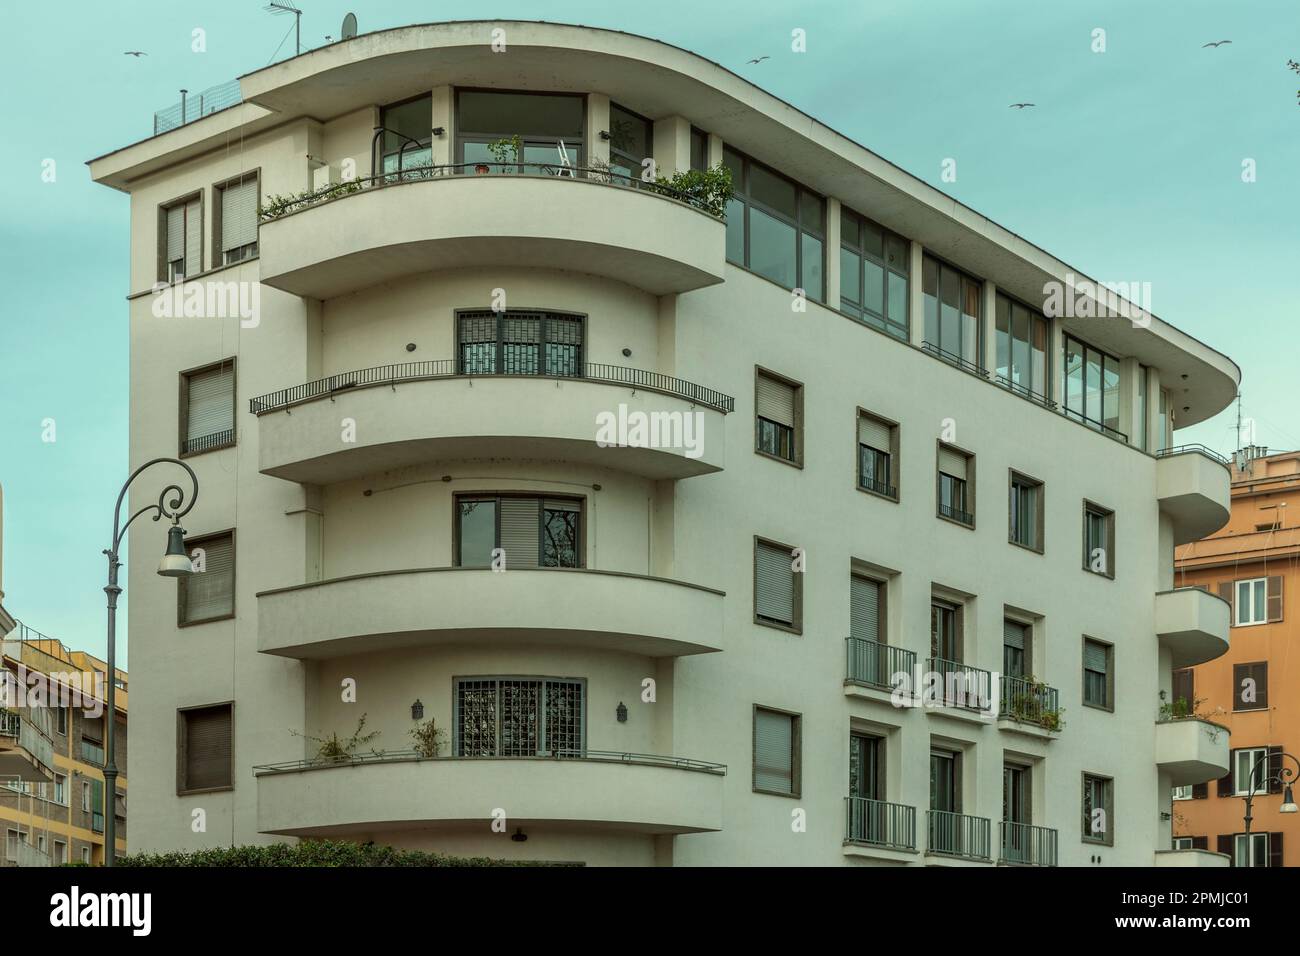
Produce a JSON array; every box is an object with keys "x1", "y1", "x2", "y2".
[
  {"x1": 1242, "y1": 750, "x2": 1300, "y2": 863},
  {"x1": 102, "y1": 458, "x2": 198, "y2": 866}
]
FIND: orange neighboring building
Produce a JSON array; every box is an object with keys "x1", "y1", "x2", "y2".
[{"x1": 1172, "y1": 447, "x2": 1299, "y2": 866}]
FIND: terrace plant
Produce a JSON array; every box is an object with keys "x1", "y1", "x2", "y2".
[
  {"x1": 409, "y1": 718, "x2": 447, "y2": 758},
  {"x1": 290, "y1": 713, "x2": 381, "y2": 763}
]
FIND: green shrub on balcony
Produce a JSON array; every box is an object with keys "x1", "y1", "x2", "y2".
[{"x1": 116, "y1": 840, "x2": 572, "y2": 867}]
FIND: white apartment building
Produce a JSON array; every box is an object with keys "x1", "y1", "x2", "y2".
[{"x1": 89, "y1": 21, "x2": 1239, "y2": 866}]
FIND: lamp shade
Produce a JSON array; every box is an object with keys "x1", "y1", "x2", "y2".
[
  {"x1": 1281, "y1": 784, "x2": 1298, "y2": 814},
  {"x1": 157, "y1": 524, "x2": 194, "y2": 577}
]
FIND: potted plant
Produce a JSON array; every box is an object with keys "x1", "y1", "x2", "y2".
[
  {"x1": 484, "y1": 135, "x2": 523, "y2": 173},
  {"x1": 409, "y1": 718, "x2": 447, "y2": 758}
]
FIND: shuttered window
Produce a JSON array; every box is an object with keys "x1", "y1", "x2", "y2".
[
  {"x1": 1231, "y1": 577, "x2": 1281, "y2": 626},
  {"x1": 1083, "y1": 638, "x2": 1111, "y2": 709},
  {"x1": 1009, "y1": 474, "x2": 1042, "y2": 550},
  {"x1": 179, "y1": 533, "x2": 235, "y2": 624},
  {"x1": 1082, "y1": 774, "x2": 1113, "y2": 845},
  {"x1": 1233, "y1": 662, "x2": 1268, "y2": 711},
  {"x1": 1003, "y1": 619, "x2": 1028, "y2": 678},
  {"x1": 162, "y1": 197, "x2": 202, "y2": 281},
  {"x1": 1083, "y1": 503, "x2": 1115, "y2": 577},
  {"x1": 178, "y1": 704, "x2": 232, "y2": 792},
  {"x1": 938, "y1": 446, "x2": 967, "y2": 481},
  {"x1": 753, "y1": 707, "x2": 799, "y2": 795},
  {"x1": 456, "y1": 311, "x2": 584, "y2": 377},
  {"x1": 850, "y1": 575, "x2": 883, "y2": 642},
  {"x1": 755, "y1": 371, "x2": 800, "y2": 463},
  {"x1": 455, "y1": 494, "x2": 582, "y2": 569},
  {"x1": 755, "y1": 539, "x2": 798, "y2": 629},
  {"x1": 499, "y1": 498, "x2": 540, "y2": 569},
  {"x1": 857, "y1": 413, "x2": 895, "y2": 497},
  {"x1": 182, "y1": 361, "x2": 235, "y2": 454},
  {"x1": 937, "y1": 445, "x2": 972, "y2": 525},
  {"x1": 219, "y1": 176, "x2": 259, "y2": 264}
]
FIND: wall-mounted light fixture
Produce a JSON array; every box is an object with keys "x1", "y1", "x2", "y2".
[
  {"x1": 511, "y1": 828, "x2": 528, "y2": 842},
  {"x1": 406, "y1": 342, "x2": 417, "y2": 352},
  {"x1": 621, "y1": 348, "x2": 632, "y2": 358},
  {"x1": 599, "y1": 130, "x2": 611, "y2": 141},
  {"x1": 432, "y1": 126, "x2": 446, "y2": 136},
  {"x1": 411, "y1": 699, "x2": 424, "y2": 721},
  {"x1": 616, "y1": 702, "x2": 628, "y2": 723}
]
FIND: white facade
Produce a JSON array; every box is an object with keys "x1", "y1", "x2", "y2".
[{"x1": 90, "y1": 21, "x2": 1238, "y2": 866}]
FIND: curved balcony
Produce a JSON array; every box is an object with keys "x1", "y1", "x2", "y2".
[
  {"x1": 257, "y1": 168, "x2": 726, "y2": 299},
  {"x1": 1156, "y1": 588, "x2": 1230, "y2": 668},
  {"x1": 1156, "y1": 446, "x2": 1231, "y2": 545},
  {"x1": 251, "y1": 363, "x2": 730, "y2": 484},
  {"x1": 1155, "y1": 718, "x2": 1231, "y2": 787},
  {"x1": 256, "y1": 566, "x2": 725, "y2": 659},
  {"x1": 0, "y1": 711, "x2": 55, "y2": 783},
  {"x1": 1154, "y1": 848, "x2": 1230, "y2": 868},
  {"x1": 254, "y1": 750, "x2": 726, "y2": 836}
]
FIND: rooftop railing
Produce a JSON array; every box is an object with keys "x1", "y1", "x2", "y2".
[
  {"x1": 153, "y1": 79, "x2": 242, "y2": 134},
  {"x1": 1155, "y1": 443, "x2": 1232, "y2": 467},
  {"x1": 253, "y1": 749, "x2": 726, "y2": 775}
]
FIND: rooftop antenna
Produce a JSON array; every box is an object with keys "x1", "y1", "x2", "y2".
[
  {"x1": 265, "y1": 2, "x2": 303, "y2": 56},
  {"x1": 342, "y1": 12, "x2": 358, "y2": 40}
]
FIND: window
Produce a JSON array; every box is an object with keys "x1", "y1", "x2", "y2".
[
  {"x1": 54, "y1": 774, "x2": 66, "y2": 806},
  {"x1": 178, "y1": 531, "x2": 235, "y2": 624},
  {"x1": 930, "y1": 750, "x2": 961, "y2": 813},
  {"x1": 608, "y1": 103, "x2": 653, "y2": 182},
  {"x1": 456, "y1": 310, "x2": 584, "y2": 377},
  {"x1": 755, "y1": 369, "x2": 802, "y2": 465},
  {"x1": 1082, "y1": 638, "x2": 1113, "y2": 710},
  {"x1": 160, "y1": 194, "x2": 201, "y2": 282},
  {"x1": 54, "y1": 841, "x2": 67, "y2": 864},
  {"x1": 849, "y1": 733, "x2": 883, "y2": 801},
  {"x1": 215, "y1": 173, "x2": 259, "y2": 265},
  {"x1": 1137, "y1": 365, "x2": 1149, "y2": 451},
  {"x1": 1228, "y1": 832, "x2": 1278, "y2": 867},
  {"x1": 177, "y1": 703, "x2": 233, "y2": 793},
  {"x1": 455, "y1": 494, "x2": 582, "y2": 569},
  {"x1": 723, "y1": 147, "x2": 824, "y2": 300},
  {"x1": 857, "y1": 412, "x2": 897, "y2": 499},
  {"x1": 931, "y1": 599, "x2": 961, "y2": 662},
  {"x1": 55, "y1": 707, "x2": 67, "y2": 735},
  {"x1": 1083, "y1": 502, "x2": 1115, "y2": 578},
  {"x1": 1232, "y1": 576, "x2": 1281, "y2": 626},
  {"x1": 5, "y1": 829, "x2": 17, "y2": 862},
  {"x1": 1172, "y1": 836, "x2": 1194, "y2": 849},
  {"x1": 689, "y1": 127, "x2": 708, "y2": 172},
  {"x1": 754, "y1": 537, "x2": 800, "y2": 631},
  {"x1": 1233, "y1": 662, "x2": 1268, "y2": 711},
  {"x1": 1172, "y1": 785, "x2": 1193, "y2": 801},
  {"x1": 1003, "y1": 764, "x2": 1032, "y2": 862},
  {"x1": 995, "y1": 294, "x2": 1050, "y2": 403},
  {"x1": 1009, "y1": 472, "x2": 1043, "y2": 551},
  {"x1": 753, "y1": 706, "x2": 800, "y2": 797},
  {"x1": 453, "y1": 678, "x2": 584, "y2": 757},
  {"x1": 922, "y1": 255, "x2": 982, "y2": 369},
  {"x1": 378, "y1": 95, "x2": 432, "y2": 176},
  {"x1": 81, "y1": 781, "x2": 91, "y2": 812},
  {"x1": 1233, "y1": 747, "x2": 1269, "y2": 796},
  {"x1": 1064, "y1": 334, "x2": 1123, "y2": 438},
  {"x1": 937, "y1": 444, "x2": 974, "y2": 526},
  {"x1": 840, "y1": 207, "x2": 909, "y2": 340},
  {"x1": 1157, "y1": 387, "x2": 1172, "y2": 452},
  {"x1": 81, "y1": 846, "x2": 90, "y2": 865},
  {"x1": 180, "y1": 359, "x2": 235, "y2": 455},
  {"x1": 1003, "y1": 619, "x2": 1030, "y2": 679},
  {"x1": 850, "y1": 574, "x2": 885, "y2": 644},
  {"x1": 456, "y1": 90, "x2": 584, "y2": 175},
  {"x1": 1082, "y1": 773, "x2": 1114, "y2": 845}
]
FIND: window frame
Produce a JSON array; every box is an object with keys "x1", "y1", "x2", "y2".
[
  {"x1": 994, "y1": 292, "x2": 1052, "y2": 405},
  {"x1": 753, "y1": 367, "x2": 804, "y2": 468},
  {"x1": 751, "y1": 703, "x2": 802, "y2": 799},
  {"x1": 453, "y1": 87, "x2": 587, "y2": 173},
  {"x1": 1063, "y1": 333, "x2": 1124, "y2": 439},
  {"x1": 1081, "y1": 636, "x2": 1114, "y2": 712},
  {"x1": 922, "y1": 253, "x2": 985, "y2": 371},
  {"x1": 1081, "y1": 772, "x2": 1115, "y2": 846},
  {"x1": 1232, "y1": 661, "x2": 1269, "y2": 712},
  {"x1": 753, "y1": 535, "x2": 803, "y2": 635},
  {"x1": 454, "y1": 308, "x2": 587, "y2": 378},
  {"x1": 212, "y1": 169, "x2": 261, "y2": 267},
  {"x1": 855, "y1": 408, "x2": 899, "y2": 501},
  {"x1": 1233, "y1": 746, "x2": 1270, "y2": 797},
  {"x1": 839, "y1": 205, "x2": 910, "y2": 341},
  {"x1": 935, "y1": 441, "x2": 975, "y2": 529},
  {"x1": 156, "y1": 189, "x2": 204, "y2": 283},
  {"x1": 178, "y1": 358, "x2": 237, "y2": 458},
  {"x1": 607, "y1": 102, "x2": 655, "y2": 183},
  {"x1": 1008, "y1": 469, "x2": 1044, "y2": 553},
  {"x1": 176, "y1": 701, "x2": 235, "y2": 796},
  {"x1": 177, "y1": 528, "x2": 237, "y2": 627},
  {"x1": 452, "y1": 492, "x2": 586, "y2": 569},
  {"x1": 451, "y1": 676, "x2": 588, "y2": 758},
  {"x1": 376, "y1": 92, "x2": 434, "y2": 176},
  {"x1": 1082, "y1": 500, "x2": 1116, "y2": 579},
  {"x1": 1234, "y1": 577, "x2": 1268, "y2": 626}
]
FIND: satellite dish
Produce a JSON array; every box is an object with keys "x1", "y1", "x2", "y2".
[{"x1": 341, "y1": 13, "x2": 357, "y2": 39}]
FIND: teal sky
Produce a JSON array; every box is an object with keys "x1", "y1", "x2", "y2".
[{"x1": 1, "y1": 0, "x2": 1296, "y2": 664}]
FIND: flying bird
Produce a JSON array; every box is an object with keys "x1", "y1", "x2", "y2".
[
  {"x1": 1009, "y1": 103, "x2": 1035, "y2": 109},
  {"x1": 1202, "y1": 40, "x2": 1232, "y2": 48},
  {"x1": 746, "y1": 56, "x2": 770, "y2": 64},
  {"x1": 123, "y1": 51, "x2": 148, "y2": 57}
]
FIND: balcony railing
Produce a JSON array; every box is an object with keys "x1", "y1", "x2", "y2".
[
  {"x1": 181, "y1": 428, "x2": 235, "y2": 455},
  {"x1": 253, "y1": 748, "x2": 726, "y2": 776},
  {"x1": 927, "y1": 809, "x2": 992, "y2": 861},
  {"x1": 993, "y1": 374, "x2": 1057, "y2": 410},
  {"x1": 844, "y1": 797, "x2": 916, "y2": 851},
  {"x1": 1061, "y1": 407, "x2": 1128, "y2": 443},
  {"x1": 1155, "y1": 444, "x2": 1231, "y2": 467},
  {"x1": 857, "y1": 474, "x2": 898, "y2": 498},
  {"x1": 80, "y1": 738, "x2": 105, "y2": 766},
  {"x1": 6, "y1": 841, "x2": 53, "y2": 868},
  {"x1": 1, "y1": 710, "x2": 56, "y2": 775},
  {"x1": 927, "y1": 657, "x2": 994, "y2": 711},
  {"x1": 938, "y1": 502, "x2": 974, "y2": 526},
  {"x1": 921, "y1": 341, "x2": 988, "y2": 379},
  {"x1": 249, "y1": 360, "x2": 735, "y2": 415},
  {"x1": 1000, "y1": 821, "x2": 1058, "y2": 866},
  {"x1": 845, "y1": 637, "x2": 914, "y2": 692},
  {"x1": 998, "y1": 675, "x2": 1062, "y2": 731}
]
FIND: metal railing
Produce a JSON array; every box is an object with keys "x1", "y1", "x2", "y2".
[
  {"x1": 938, "y1": 502, "x2": 974, "y2": 526},
  {"x1": 153, "y1": 79, "x2": 242, "y2": 134},
  {"x1": 993, "y1": 374, "x2": 1057, "y2": 410},
  {"x1": 844, "y1": 797, "x2": 916, "y2": 851},
  {"x1": 80, "y1": 738, "x2": 105, "y2": 766},
  {"x1": 259, "y1": 161, "x2": 726, "y2": 222},
  {"x1": 857, "y1": 474, "x2": 898, "y2": 498},
  {"x1": 1, "y1": 711, "x2": 55, "y2": 773},
  {"x1": 181, "y1": 429, "x2": 235, "y2": 456},
  {"x1": 249, "y1": 360, "x2": 735, "y2": 415},
  {"x1": 1156, "y1": 443, "x2": 1231, "y2": 467},
  {"x1": 1061, "y1": 407, "x2": 1128, "y2": 443},
  {"x1": 927, "y1": 657, "x2": 994, "y2": 711},
  {"x1": 921, "y1": 341, "x2": 989, "y2": 379},
  {"x1": 1000, "y1": 821, "x2": 1058, "y2": 866},
  {"x1": 253, "y1": 748, "x2": 726, "y2": 775},
  {"x1": 999, "y1": 675, "x2": 1062, "y2": 730},
  {"x1": 927, "y1": 809, "x2": 992, "y2": 861},
  {"x1": 845, "y1": 637, "x2": 914, "y2": 691}
]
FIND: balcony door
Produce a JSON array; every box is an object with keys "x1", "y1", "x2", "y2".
[
  {"x1": 931, "y1": 600, "x2": 960, "y2": 662},
  {"x1": 1003, "y1": 764, "x2": 1032, "y2": 863},
  {"x1": 929, "y1": 749, "x2": 963, "y2": 855},
  {"x1": 849, "y1": 734, "x2": 886, "y2": 845}
]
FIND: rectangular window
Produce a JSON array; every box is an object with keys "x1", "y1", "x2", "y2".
[
  {"x1": 850, "y1": 574, "x2": 885, "y2": 643},
  {"x1": 995, "y1": 294, "x2": 1050, "y2": 403},
  {"x1": 922, "y1": 255, "x2": 982, "y2": 370},
  {"x1": 177, "y1": 703, "x2": 233, "y2": 793},
  {"x1": 1137, "y1": 365, "x2": 1149, "y2": 451},
  {"x1": 455, "y1": 494, "x2": 583, "y2": 569},
  {"x1": 930, "y1": 750, "x2": 961, "y2": 813},
  {"x1": 1229, "y1": 832, "x2": 1280, "y2": 867},
  {"x1": 840, "y1": 207, "x2": 909, "y2": 341},
  {"x1": 1082, "y1": 773, "x2": 1114, "y2": 845},
  {"x1": 1003, "y1": 764, "x2": 1031, "y2": 826},
  {"x1": 81, "y1": 781, "x2": 91, "y2": 812},
  {"x1": 1064, "y1": 334, "x2": 1123, "y2": 439},
  {"x1": 1233, "y1": 662, "x2": 1268, "y2": 711},
  {"x1": 54, "y1": 774, "x2": 66, "y2": 806},
  {"x1": 608, "y1": 103, "x2": 653, "y2": 183},
  {"x1": 1172, "y1": 786, "x2": 1193, "y2": 801},
  {"x1": 1235, "y1": 577, "x2": 1268, "y2": 626},
  {"x1": 178, "y1": 531, "x2": 235, "y2": 624},
  {"x1": 1009, "y1": 472, "x2": 1043, "y2": 551},
  {"x1": 857, "y1": 412, "x2": 897, "y2": 499},
  {"x1": 689, "y1": 127, "x2": 708, "y2": 172},
  {"x1": 453, "y1": 677, "x2": 584, "y2": 757},
  {"x1": 754, "y1": 537, "x2": 800, "y2": 631},
  {"x1": 931, "y1": 599, "x2": 961, "y2": 662},
  {"x1": 215, "y1": 173, "x2": 259, "y2": 265},
  {"x1": 54, "y1": 841, "x2": 67, "y2": 864},
  {"x1": 850, "y1": 733, "x2": 883, "y2": 801},
  {"x1": 456, "y1": 90, "x2": 585, "y2": 175},
  {"x1": 180, "y1": 359, "x2": 236, "y2": 455},
  {"x1": 937, "y1": 444, "x2": 974, "y2": 526},
  {"x1": 1082, "y1": 638, "x2": 1113, "y2": 710},
  {"x1": 55, "y1": 707, "x2": 67, "y2": 735},
  {"x1": 160, "y1": 194, "x2": 202, "y2": 282},
  {"x1": 457, "y1": 310, "x2": 584, "y2": 378},
  {"x1": 1003, "y1": 619, "x2": 1030, "y2": 679},
  {"x1": 753, "y1": 706, "x2": 800, "y2": 796},
  {"x1": 1172, "y1": 667, "x2": 1195, "y2": 714},
  {"x1": 755, "y1": 369, "x2": 802, "y2": 465},
  {"x1": 1083, "y1": 502, "x2": 1115, "y2": 577},
  {"x1": 1234, "y1": 747, "x2": 1269, "y2": 796},
  {"x1": 81, "y1": 846, "x2": 91, "y2": 865},
  {"x1": 724, "y1": 147, "x2": 824, "y2": 300},
  {"x1": 378, "y1": 94, "x2": 433, "y2": 176}
]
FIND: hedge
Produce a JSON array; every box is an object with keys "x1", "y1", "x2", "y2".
[{"x1": 117, "y1": 840, "x2": 565, "y2": 867}]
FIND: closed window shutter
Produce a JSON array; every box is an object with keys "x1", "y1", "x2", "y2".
[
  {"x1": 1217, "y1": 834, "x2": 1233, "y2": 861},
  {"x1": 1191, "y1": 782, "x2": 1208, "y2": 799},
  {"x1": 182, "y1": 534, "x2": 234, "y2": 622},
  {"x1": 1191, "y1": 835, "x2": 1207, "y2": 850},
  {"x1": 1004, "y1": 620, "x2": 1027, "y2": 651},
  {"x1": 1217, "y1": 581, "x2": 1234, "y2": 617},
  {"x1": 499, "y1": 498, "x2": 539, "y2": 569},
  {"x1": 753, "y1": 709, "x2": 794, "y2": 793},
  {"x1": 166, "y1": 204, "x2": 185, "y2": 264},
  {"x1": 850, "y1": 575, "x2": 881, "y2": 641},
  {"x1": 1267, "y1": 576, "x2": 1283, "y2": 622},
  {"x1": 1269, "y1": 832, "x2": 1283, "y2": 868},
  {"x1": 755, "y1": 541, "x2": 795, "y2": 624},
  {"x1": 1083, "y1": 640, "x2": 1107, "y2": 673},
  {"x1": 857, "y1": 414, "x2": 890, "y2": 452},
  {"x1": 221, "y1": 178, "x2": 258, "y2": 252},
  {"x1": 184, "y1": 198, "x2": 202, "y2": 277},
  {"x1": 186, "y1": 364, "x2": 234, "y2": 443},
  {"x1": 184, "y1": 706, "x2": 232, "y2": 790},
  {"x1": 1217, "y1": 772, "x2": 1234, "y2": 798},
  {"x1": 938, "y1": 446, "x2": 967, "y2": 480},
  {"x1": 1268, "y1": 746, "x2": 1283, "y2": 794},
  {"x1": 755, "y1": 374, "x2": 795, "y2": 428}
]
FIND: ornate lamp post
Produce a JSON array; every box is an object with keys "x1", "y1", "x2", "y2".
[
  {"x1": 102, "y1": 458, "x2": 198, "y2": 866},
  {"x1": 1242, "y1": 750, "x2": 1300, "y2": 865}
]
